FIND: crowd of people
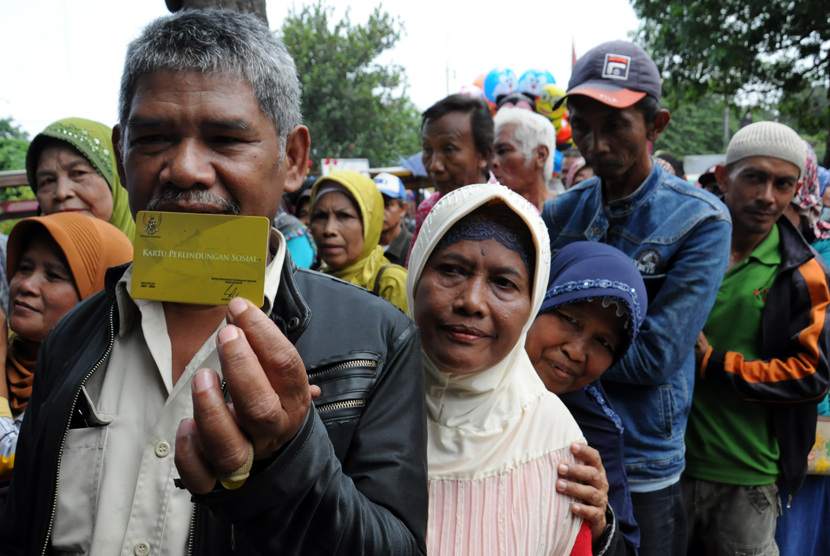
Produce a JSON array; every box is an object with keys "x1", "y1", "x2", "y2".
[{"x1": 0, "y1": 8, "x2": 828, "y2": 556}]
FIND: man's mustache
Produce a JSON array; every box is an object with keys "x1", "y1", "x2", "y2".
[{"x1": 146, "y1": 189, "x2": 241, "y2": 215}]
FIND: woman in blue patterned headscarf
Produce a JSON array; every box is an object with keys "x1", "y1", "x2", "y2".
[{"x1": 526, "y1": 241, "x2": 647, "y2": 556}]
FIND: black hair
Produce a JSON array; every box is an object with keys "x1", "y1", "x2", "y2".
[
  {"x1": 632, "y1": 94, "x2": 660, "y2": 125},
  {"x1": 656, "y1": 153, "x2": 684, "y2": 176},
  {"x1": 563, "y1": 147, "x2": 582, "y2": 158},
  {"x1": 382, "y1": 193, "x2": 407, "y2": 208},
  {"x1": 285, "y1": 177, "x2": 315, "y2": 210},
  {"x1": 421, "y1": 94, "x2": 494, "y2": 159}
]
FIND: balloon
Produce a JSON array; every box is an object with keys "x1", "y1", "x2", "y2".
[
  {"x1": 470, "y1": 74, "x2": 496, "y2": 113},
  {"x1": 518, "y1": 69, "x2": 556, "y2": 98},
  {"x1": 536, "y1": 83, "x2": 568, "y2": 127},
  {"x1": 497, "y1": 92, "x2": 536, "y2": 112},
  {"x1": 553, "y1": 148, "x2": 563, "y2": 177},
  {"x1": 483, "y1": 68, "x2": 518, "y2": 104},
  {"x1": 458, "y1": 84, "x2": 485, "y2": 98},
  {"x1": 557, "y1": 119, "x2": 573, "y2": 149}
]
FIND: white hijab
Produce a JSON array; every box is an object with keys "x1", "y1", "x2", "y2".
[{"x1": 406, "y1": 184, "x2": 584, "y2": 481}]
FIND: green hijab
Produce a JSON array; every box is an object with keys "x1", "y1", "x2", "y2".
[
  {"x1": 26, "y1": 117, "x2": 136, "y2": 240},
  {"x1": 310, "y1": 170, "x2": 408, "y2": 312}
]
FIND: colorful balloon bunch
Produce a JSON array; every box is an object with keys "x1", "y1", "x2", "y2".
[{"x1": 465, "y1": 68, "x2": 573, "y2": 149}]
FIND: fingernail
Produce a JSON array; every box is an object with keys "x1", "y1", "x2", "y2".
[
  {"x1": 193, "y1": 370, "x2": 214, "y2": 393},
  {"x1": 218, "y1": 325, "x2": 239, "y2": 345},
  {"x1": 178, "y1": 418, "x2": 195, "y2": 436},
  {"x1": 228, "y1": 297, "x2": 248, "y2": 318},
  {"x1": 572, "y1": 443, "x2": 582, "y2": 452},
  {"x1": 557, "y1": 480, "x2": 567, "y2": 491},
  {"x1": 559, "y1": 464, "x2": 569, "y2": 473},
  {"x1": 573, "y1": 504, "x2": 581, "y2": 512}
]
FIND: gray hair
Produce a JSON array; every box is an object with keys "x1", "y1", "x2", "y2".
[
  {"x1": 118, "y1": 9, "x2": 302, "y2": 151},
  {"x1": 493, "y1": 108, "x2": 556, "y2": 180}
]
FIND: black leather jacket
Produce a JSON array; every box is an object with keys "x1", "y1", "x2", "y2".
[{"x1": 0, "y1": 260, "x2": 428, "y2": 555}]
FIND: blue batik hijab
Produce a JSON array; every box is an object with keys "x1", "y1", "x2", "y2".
[{"x1": 540, "y1": 242, "x2": 647, "y2": 358}]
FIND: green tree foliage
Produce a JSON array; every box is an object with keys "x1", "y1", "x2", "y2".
[
  {"x1": 0, "y1": 118, "x2": 36, "y2": 233},
  {"x1": 281, "y1": 1, "x2": 421, "y2": 167},
  {"x1": 777, "y1": 86, "x2": 828, "y2": 163},
  {"x1": 0, "y1": 118, "x2": 30, "y2": 172},
  {"x1": 631, "y1": 0, "x2": 830, "y2": 166},
  {"x1": 654, "y1": 93, "x2": 734, "y2": 158}
]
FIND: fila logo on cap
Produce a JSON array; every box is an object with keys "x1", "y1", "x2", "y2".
[{"x1": 603, "y1": 54, "x2": 631, "y2": 80}]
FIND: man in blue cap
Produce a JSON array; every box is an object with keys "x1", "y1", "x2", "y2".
[
  {"x1": 373, "y1": 172, "x2": 413, "y2": 267},
  {"x1": 543, "y1": 40, "x2": 732, "y2": 556}
]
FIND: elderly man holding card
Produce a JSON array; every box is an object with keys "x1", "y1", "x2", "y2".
[{"x1": 0, "y1": 9, "x2": 427, "y2": 556}]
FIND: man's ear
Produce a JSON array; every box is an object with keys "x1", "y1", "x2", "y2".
[
  {"x1": 714, "y1": 164, "x2": 729, "y2": 194},
  {"x1": 646, "y1": 109, "x2": 671, "y2": 142},
  {"x1": 112, "y1": 125, "x2": 128, "y2": 188},
  {"x1": 281, "y1": 125, "x2": 311, "y2": 193},
  {"x1": 535, "y1": 145, "x2": 550, "y2": 171}
]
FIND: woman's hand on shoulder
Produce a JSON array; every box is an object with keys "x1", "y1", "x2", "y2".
[{"x1": 556, "y1": 443, "x2": 609, "y2": 540}]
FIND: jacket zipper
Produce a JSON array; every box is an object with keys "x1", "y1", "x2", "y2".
[
  {"x1": 316, "y1": 399, "x2": 366, "y2": 413},
  {"x1": 307, "y1": 359, "x2": 376, "y2": 380},
  {"x1": 186, "y1": 380, "x2": 227, "y2": 555},
  {"x1": 187, "y1": 503, "x2": 196, "y2": 556},
  {"x1": 42, "y1": 306, "x2": 115, "y2": 556}
]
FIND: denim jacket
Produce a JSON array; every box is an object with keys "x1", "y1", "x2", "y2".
[{"x1": 542, "y1": 164, "x2": 732, "y2": 486}]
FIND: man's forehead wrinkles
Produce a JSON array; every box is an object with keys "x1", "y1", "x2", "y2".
[
  {"x1": 126, "y1": 117, "x2": 253, "y2": 131},
  {"x1": 127, "y1": 117, "x2": 165, "y2": 128},
  {"x1": 429, "y1": 128, "x2": 464, "y2": 138},
  {"x1": 206, "y1": 119, "x2": 252, "y2": 131}
]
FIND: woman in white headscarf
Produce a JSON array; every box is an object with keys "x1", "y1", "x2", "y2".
[{"x1": 406, "y1": 183, "x2": 591, "y2": 556}]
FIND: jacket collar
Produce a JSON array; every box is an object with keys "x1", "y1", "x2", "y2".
[
  {"x1": 603, "y1": 162, "x2": 666, "y2": 218},
  {"x1": 776, "y1": 215, "x2": 816, "y2": 273},
  {"x1": 103, "y1": 256, "x2": 312, "y2": 344},
  {"x1": 567, "y1": 163, "x2": 666, "y2": 242}
]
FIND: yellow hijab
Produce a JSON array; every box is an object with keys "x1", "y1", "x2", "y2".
[
  {"x1": 311, "y1": 170, "x2": 408, "y2": 312},
  {"x1": 26, "y1": 118, "x2": 136, "y2": 240}
]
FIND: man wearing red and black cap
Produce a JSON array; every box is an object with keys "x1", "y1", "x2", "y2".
[{"x1": 543, "y1": 41, "x2": 732, "y2": 556}]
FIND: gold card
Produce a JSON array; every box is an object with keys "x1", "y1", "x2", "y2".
[{"x1": 132, "y1": 211, "x2": 270, "y2": 306}]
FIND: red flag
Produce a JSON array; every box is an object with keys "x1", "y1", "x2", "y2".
[{"x1": 572, "y1": 38, "x2": 578, "y2": 69}]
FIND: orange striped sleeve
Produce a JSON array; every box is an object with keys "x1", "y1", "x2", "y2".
[{"x1": 723, "y1": 258, "x2": 829, "y2": 383}]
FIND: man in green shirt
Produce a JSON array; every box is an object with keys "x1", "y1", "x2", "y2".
[{"x1": 684, "y1": 122, "x2": 830, "y2": 555}]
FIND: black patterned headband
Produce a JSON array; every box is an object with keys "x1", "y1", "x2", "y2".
[{"x1": 434, "y1": 204, "x2": 535, "y2": 277}]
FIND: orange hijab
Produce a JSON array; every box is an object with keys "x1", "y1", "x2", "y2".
[{"x1": 5, "y1": 212, "x2": 133, "y2": 414}]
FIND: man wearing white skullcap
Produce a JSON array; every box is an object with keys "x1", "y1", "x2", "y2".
[{"x1": 685, "y1": 121, "x2": 830, "y2": 554}]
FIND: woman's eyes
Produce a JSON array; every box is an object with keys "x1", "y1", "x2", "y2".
[
  {"x1": 492, "y1": 276, "x2": 518, "y2": 290},
  {"x1": 596, "y1": 337, "x2": 615, "y2": 353},
  {"x1": 437, "y1": 264, "x2": 463, "y2": 276},
  {"x1": 555, "y1": 310, "x2": 579, "y2": 325}
]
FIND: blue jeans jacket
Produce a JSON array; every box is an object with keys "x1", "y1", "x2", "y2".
[{"x1": 543, "y1": 165, "x2": 732, "y2": 486}]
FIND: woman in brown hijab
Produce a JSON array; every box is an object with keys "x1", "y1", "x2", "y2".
[{"x1": 0, "y1": 212, "x2": 132, "y2": 480}]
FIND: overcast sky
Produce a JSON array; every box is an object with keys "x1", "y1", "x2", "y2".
[{"x1": 0, "y1": 0, "x2": 641, "y2": 137}]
